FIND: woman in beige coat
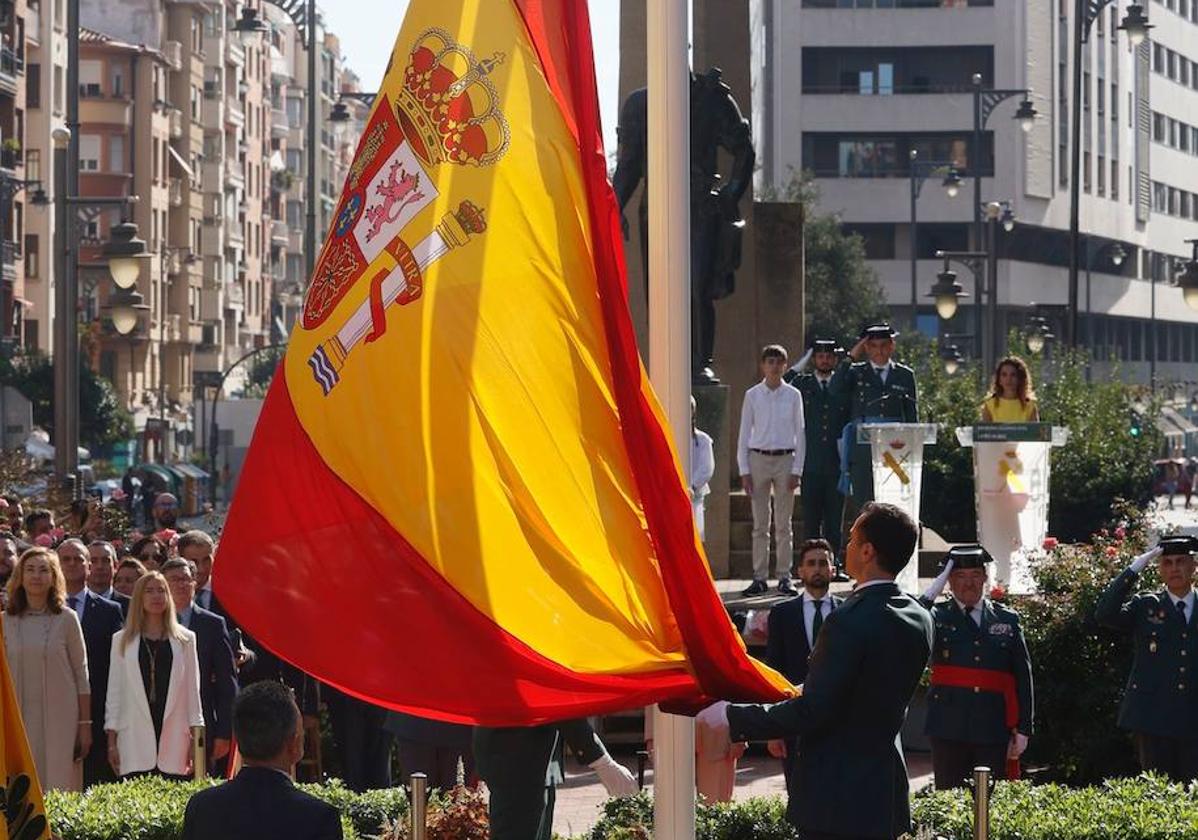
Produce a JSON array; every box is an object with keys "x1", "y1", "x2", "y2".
[
  {"x1": 2, "y1": 547, "x2": 91, "y2": 792},
  {"x1": 104, "y1": 571, "x2": 203, "y2": 778}
]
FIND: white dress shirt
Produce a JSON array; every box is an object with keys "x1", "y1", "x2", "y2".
[
  {"x1": 1167, "y1": 590, "x2": 1196, "y2": 620},
  {"x1": 736, "y1": 380, "x2": 806, "y2": 476},
  {"x1": 67, "y1": 588, "x2": 88, "y2": 622},
  {"x1": 954, "y1": 598, "x2": 983, "y2": 627},
  {"x1": 690, "y1": 429, "x2": 715, "y2": 499},
  {"x1": 803, "y1": 591, "x2": 832, "y2": 647},
  {"x1": 871, "y1": 361, "x2": 894, "y2": 384}
]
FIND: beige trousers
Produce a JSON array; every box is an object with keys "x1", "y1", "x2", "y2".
[{"x1": 749, "y1": 450, "x2": 796, "y2": 581}]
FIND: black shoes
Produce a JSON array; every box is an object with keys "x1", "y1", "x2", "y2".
[
  {"x1": 777, "y1": 579, "x2": 798, "y2": 596},
  {"x1": 741, "y1": 580, "x2": 768, "y2": 597}
]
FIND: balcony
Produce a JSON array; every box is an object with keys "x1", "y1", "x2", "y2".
[
  {"x1": 223, "y1": 164, "x2": 244, "y2": 191},
  {"x1": 0, "y1": 239, "x2": 18, "y2": 281},
  {"x1": 225, "y1": 280, "x2": 245, "y2": 309},
  {"x1": 163, "y1": 41, "x2": 182, "y2": 72},
  {"x1": 271, "y1": 219, "x2": 289, "y2": 245},
  {"x1": 0, "y1": 47, "x2": 23, "y2": 96},
  {"x1": 0, "y1": 146, "x2": 19, "y2": 171},
  {"x1": 202, "y1": 96, "x2": 222, "y2": 131},
  {"x1": 226, "y1": 39, "x2": 245, "y2": 66},
  {"x1": 169, "y1": 108, "x2": 183, "y2": 139},
  {"x1": 225, "y1": 99, "x2": 244, "y2": 129},
  {"x1": 80, "y1": 96, "x2": 133, "y2": 126},
  {"x1": 168, "y1": 177, "x2": 183, "y2": 208},
  {"x1": 271, "y1": 108, "x2": 288, "y2": 139}
]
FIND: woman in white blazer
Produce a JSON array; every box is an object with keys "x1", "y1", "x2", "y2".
[{"x1": 105, "y1": 571, "x2": 204, "y2": 779}]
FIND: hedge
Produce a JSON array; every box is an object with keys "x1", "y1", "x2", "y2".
[
  {"x1": 585, "y1": 776, "x2": 1198, "y2": 839},
  {"x1": 43, "y1": 774, "x2": 1198, "y2": 839}
]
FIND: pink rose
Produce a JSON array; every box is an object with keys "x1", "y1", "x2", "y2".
[
  {"x1": 1114, "y1": 526, "x2": 1127, "y2": 540},
  {"x1": 1105, "y1": 546, "x2": 1119, "y2": 557},
  {"x1": 990, "y1": 585, "x2": 1007, "y2": 600},
  {"x1": 1043, "y1": 536, "x2": 1059, "y2": 550},
  {"x1": 111, "y1": 489, "x2": 126, "y2": 501},
  {"x1": 49, "y1": 527, "x2": 66, "y2": 542},
  {"x1": 112, "y1": 539, "x2": 124, "y2": 550},
  {"x1": 0, "y1": 498, "x2": 9, "y2": 509}
]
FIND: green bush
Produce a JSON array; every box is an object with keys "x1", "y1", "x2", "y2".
[
  {"x1": 44, "y1": 776, "x2": 406, "y2": 840},
  {"x1": 912, "y1": 775, "x2": 1198, "y2": 839},
  {"x1": 586, "y1": 777, "x2": 1198, "y2": 839}
]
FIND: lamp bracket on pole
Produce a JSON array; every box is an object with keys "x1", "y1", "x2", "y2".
[
  {"x1": 978, "y1": 87, "x2": 1032, "y2": 128},
  {"x1": 937, "y1": 249, "x2": 987, "y2": 281},
  {"x1": 256, "y1": 0, "x2": 312, "y2": 35},
  {"x1": 911, "y1": 157, "x2": 958, "y2": 201}
]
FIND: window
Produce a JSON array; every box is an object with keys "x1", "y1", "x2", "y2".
[
  {"x1": 79, "y1": 59, "x2": 101, "y2": 97},
  {"x1": 1111, "y1": 158, "x2": 1119, "y2": 201},
  {"x1": 1155, "y1": 43, "x2": 1165, "y2": 73},
  {"x1": 1153, "y1": 181, "x2": 1167, "y2": 212},
  {"x1": 1183, "y1": 192, "x2": 1193, "y2": 219},
  {"x1": 23, "y1": 235, "x2": 36, "y2": 278},
  {"x1": 1084, "y1": 152, "x2": 1091, "y2": 193},
  {"x1": 1154, "y1": 111, "x2": 1166, "y2": 142},
  {"x1": 79, "y1": 134, "x2": 100, "y2": 170},
  {"x1": 1170, "y1": 118, "x2": 1178, "y2": 147},
  {"x1": 1098, "y1": 155, "x2": 1106, "y2": 196},
  {"x1": 26, "y1": 64, "x2": 39, "y2": 108},
  {"x1": 24, "y1": 149, "x2": 39, "y2": 183},
  {"x1": 107, "y1": 134, "x2": 123, "y2": 172},
  {"x1": 842, "y1": 224, "x2": 896, "y2": 259},
  {"x1": 53, "y1": 65, "x2": 63, "y2": 113}
]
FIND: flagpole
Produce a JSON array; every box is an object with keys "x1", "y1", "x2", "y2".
[{"x1": 647, "y1": 2, "x2": 696, "y2": 838}]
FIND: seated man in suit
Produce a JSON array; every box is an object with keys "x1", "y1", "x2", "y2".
[
  {"x1": 162, "y1": 557, "x2": 237, "y2": 773},
  {"x1": 182, "y1": 681, "x2": 342, "y2": 840},
  {"x1": 765, "y1": 538, "x2": 844, "y2": 788},
  {"x1": 700, "y1": 502, "x2": 933, "y2": 840}
]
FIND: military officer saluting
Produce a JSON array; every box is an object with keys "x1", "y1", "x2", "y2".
[
  {"x1": 828, "y1": 323, "x2": 918, "y2": 508},
  {"x1": 1096, "y1": 535, "x2": 1198, "y2": 782},
  {"x1": 920, "y1": 544, "x2": 1034, "y2": 789},
  {"x1": 785, "y1": 339, "x2": 850, "y2": 552}
]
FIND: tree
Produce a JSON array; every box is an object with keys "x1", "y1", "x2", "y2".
[
  {"x1": 235, "y1": 346, "x2": 286, "y2": 399},
  {"x1": 0, "y1": 351, "x2": 133, "y2": 449},
  {"x1": 760, "y1": 168, "x2": 889, "y2": 341}
]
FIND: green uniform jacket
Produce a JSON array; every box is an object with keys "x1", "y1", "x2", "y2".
[
  {"x1": 922, "y1": 598, "x2": 1034, "y2": 744},
  {"x1": 1095, "y1": 569, "x2": 1198, "y2": 739},
  {"x1": 830, "y1": 359, "x2": 919, "y2": 424},
  {"x1": 787, "y1": 371, "x2": 850, "y2": 477},
  {"x1": 727, "y1": 581, "x2": 933, "y2": 838}
]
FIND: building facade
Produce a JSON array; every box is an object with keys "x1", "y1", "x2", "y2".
[{"x1": 752, "y1": 0, "x2": 1198, "y2": 383}]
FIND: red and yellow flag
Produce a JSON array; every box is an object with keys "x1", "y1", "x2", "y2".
[
  {"x1": 0, "y1": 623, "x2": 50, "y2": 840},
  {"x1": 216, "y1": 0, "x2": 791, "y2": 725}
]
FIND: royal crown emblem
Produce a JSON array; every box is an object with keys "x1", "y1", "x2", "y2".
[{"x1": 396, "y1": 27, "x2": 511, "y2": 167}]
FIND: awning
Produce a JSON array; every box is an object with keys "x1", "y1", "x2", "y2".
[
  {"x1": 1161, "y1": 406, "x2": 1198, "y2": 435},
  {"x1": 171, "y1": 463, "x2": 210, "y2": 480},
  {"x1": 1156, "y1": 417, "x2": 1184, "y2": 443},
  {"x1": 167, "y1": 144, "x2": 194, "y2": 179},
  {"x1": 137, "y1": 463, "x2": 179, "y2": 492}
]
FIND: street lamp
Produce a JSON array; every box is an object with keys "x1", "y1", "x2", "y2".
[
  {"x1": 1025, "y1": 312, "x2": 1054, "y2": 354},
  {"x1": 1067, "y1": 2, "x2": 1153, "y2": 348},
  {"x1": 1001, "y1": 204, "x2": 1016, "y2": 233},
  {"x1": 105, "y1": 289, "x2": 150, "y2": 335},
  {"x1": 233, "y1": 6, "x2": 270, "y2": 45},
  {"x1": 971, "y1": 74, "x2": 1035, "y2": 370},
  {"x1": 1179, "y1": 239, "x2": 1198, "y2": 311},
  {"x1": 940, "y1": 343, "x2": 964, "y2": 376},
  {"x1": 102, "y1": 221, "x2": 152, "y2": 289},
  {"x1": 929, "y1": 265, "x2": 966, "y2": 321},
  {"x1": 909, "y1": 149, "x2": 963, "y2": 330}
]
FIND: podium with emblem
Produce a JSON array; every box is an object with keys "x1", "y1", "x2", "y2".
[
  {"x1": 856, "y1": 422, "x2": 939, "y2": 593},
  {"x1": 955, "y1": 423, "x2": 1070, "y2": 593}
]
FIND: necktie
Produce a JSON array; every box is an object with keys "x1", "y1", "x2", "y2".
[
  {"x1": 811, "y1": 599, "x2": 824, "y2": 644},
  {"x1": 67, "y1": 595, "x2": 78, "y2": 611},
  {"x1": 820, "y1": 380, "x2": 828, "y2": 394},
  {"x1": 1178, "y1": 600, "x2": 1188, "y2": 622}
]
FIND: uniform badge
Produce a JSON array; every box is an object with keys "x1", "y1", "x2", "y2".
[
  {"x1": 989, "y1": 623, "x2": 1013, "y2": 637},
  {"x1": 1148, "y1": 611, "x2": 1166, "y2": 625},
  {"x1": 1149, "y1": 640, "x2": 1158, "y2": 653}
]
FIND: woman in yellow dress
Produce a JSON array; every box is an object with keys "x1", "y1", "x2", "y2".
[{"x1": 980, "y1": 356, "x2": 1039, "y2": 422}]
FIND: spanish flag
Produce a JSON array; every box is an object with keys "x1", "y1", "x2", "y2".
[
  {"x1": 216, "y1": 0, "x2": 791, "y2": 724},
  {"x1": 0, "y1": 623, "x2": 50, "y2": 840}
]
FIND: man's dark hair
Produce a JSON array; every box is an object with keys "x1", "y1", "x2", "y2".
[
  {"x1": 761, "y1": 344, "x2": 788, "y2": 362},
  {"x1": 856, "y1": 502, "x2": 917, "y2": 576},
  {"x1": 796, "y1": 538, "x2": 834, "y2": 567},
  {"x1": 159, "y1": 557, "x2": 196, "y2": 578},
  {"x1": 23, "y1": 509, "x2": 51, "y2": 532},
  {"x1": 234, "y1": 681, "x2": 299, "y2": 761}
]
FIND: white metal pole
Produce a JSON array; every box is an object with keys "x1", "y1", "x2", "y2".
[{"x1": 647, "y1": 2, "x2": 696, "y2": 838}]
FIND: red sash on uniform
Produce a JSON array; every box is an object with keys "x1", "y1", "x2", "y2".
[{"x1": 929, "y1": 664, "x2": 1021, "y2": 780}]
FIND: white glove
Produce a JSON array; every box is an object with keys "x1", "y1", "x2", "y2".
[
  {"x1": 922, "y1": 558, "x2": 954, "y2": 601},
  {"x1": 1130, "y1": 545, "x2": 1162, "y2": 574},
  {"x1": 788, "y1": 348, "x2": 814, "y2": 377},
  {"x1": 695, "y1": 700, "x2": 730, "y2": 740},
  {"x1": 1007, "y1": 732, "x2": 1029, "y2": 760},
  {"x1": 588, "y1": 753, "x2": 638, "y2": 797}
]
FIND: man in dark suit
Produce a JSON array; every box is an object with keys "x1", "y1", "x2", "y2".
[
  {"x1": 86, "y1": 540, "x2": 130, "y2": 616},
  {"x1": 765, "y1": 537, "x2": 844, "y2": 788},
  {"x1": 162, "y1": 557, "x2": 237, "y2": 772},
  {"x1": 919, "y1": 545, "x2": 1034, "y2": 788},
  {"x1": 701, "y1": 502, "x2": 933, "y2": 839},
  {"x1": 828, "y1": 324, "x2": 919, "y2": 511},
  {"x1": 182, "y1": 681, "x2": 342, "y2": 840},
  {"x1": 180, "y1": 530, "x2": 256, "y2": 672},
  {"x1": 787, "y1": 340, "x2": 850, "y2": 553},
  {"x1": 57, "y1": 538, "x2": 124, "y2": 787},
  {"x1": 1096, "y1": 535, "x2": 1198, "y2": 781},
  {"x1": 474, "y1": 718, "x2": 636, "y2": 840}
]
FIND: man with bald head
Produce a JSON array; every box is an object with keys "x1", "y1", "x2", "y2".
[{"x1": 58, "y1": 537, "x2": 124, "y2": 786}]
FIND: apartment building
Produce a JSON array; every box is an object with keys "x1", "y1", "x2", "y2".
[
  {"x1": 752, "y1": 0, "x2": 1198, "y2": 383},
  {"x1": 0, "y1": 0, "x2": 31, "y2": 353}
]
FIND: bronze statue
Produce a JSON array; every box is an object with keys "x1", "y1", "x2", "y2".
[{"x1": 612, "y1": 67, "x2": 755, "y2": 384}]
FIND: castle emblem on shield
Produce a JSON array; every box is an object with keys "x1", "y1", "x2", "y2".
[{"x1": 304, "y1": 28, "x2": 510, "y2": 397}]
